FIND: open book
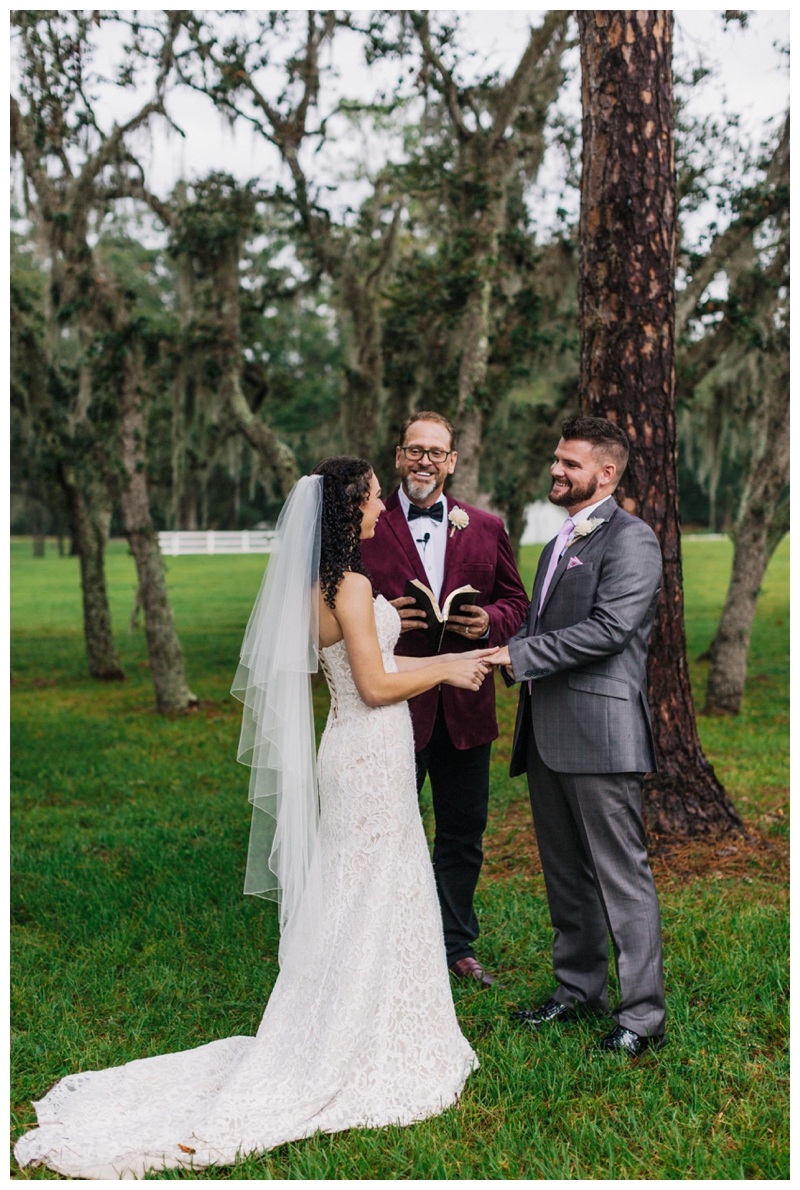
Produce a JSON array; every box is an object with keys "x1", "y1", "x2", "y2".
[{"x1": 403, "y1": 579, "x2": 481, "y2": 653}]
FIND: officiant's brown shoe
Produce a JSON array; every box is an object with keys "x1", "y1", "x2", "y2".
[{"x1": 449, "y1": 956, "x2": 496, "y2": 988}]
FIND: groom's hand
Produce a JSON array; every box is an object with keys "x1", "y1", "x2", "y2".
[
  {"x1": 447, "y1": 604, "x2": 490, "y2": 640},
  {"x1": 390, "y1": 595, "x2": 428, "y2": 633},
  {"x1": 487, "y1": 645, "x2": 514, "y2": 681}
]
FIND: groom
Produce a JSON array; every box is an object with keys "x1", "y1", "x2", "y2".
[
  {"x1": 492, "y1": 416, "x2": 666, "y2": 1056},
  {"x1": 361, "y1": 411, "x2": 528, "y2": 986}
]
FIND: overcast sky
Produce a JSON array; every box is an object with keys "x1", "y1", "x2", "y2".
[{"x1": 12, "y1": 8, "x2": 790, "y2": 244}]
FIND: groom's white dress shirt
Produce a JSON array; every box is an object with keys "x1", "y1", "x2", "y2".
[
  {"x1": 399, "y1": 487, "x2": 448, "y2": 601},
  {"x1": 537, "y1": 496, "x2": 610, "y2": 614},
  {"x1": 530, "y1": 496, "x2": 613, "y2": 690},
  {"x1": 572, "y1": 496, "x2": 612, "y2": 527}
]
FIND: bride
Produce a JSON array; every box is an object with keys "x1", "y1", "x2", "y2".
[{"x1": 15, "y1": 456, "x2": 497, "y2": 1179}]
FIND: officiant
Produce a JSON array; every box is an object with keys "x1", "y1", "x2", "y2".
[{"x1": 361, "y1": 412, "x2": 528, "y2": 986}]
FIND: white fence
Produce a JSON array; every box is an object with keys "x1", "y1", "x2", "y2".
[
  {"x1": 520, "y1": 502, "x2": 569, "y2": 544},
  {"x1": 158, "y1": 530, "x2": 275, "y2": 556},
  {"x1": 682, "y1": 534, "x2": 727, "y2": 542},
  {"x1": 519, "y1": 503, "x2": 729, "y2": 545},
  {"x1": 158, "y1": 522, "x2": 729, "y2": 556}
]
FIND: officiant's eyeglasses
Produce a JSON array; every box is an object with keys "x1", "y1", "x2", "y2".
[{"x1": 398, "y1": 446, "x2": 452, "y2": 463}]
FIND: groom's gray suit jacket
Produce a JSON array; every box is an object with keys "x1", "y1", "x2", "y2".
[{"x1": 507, "y1": 496, "x2": 662, "y2": 776}]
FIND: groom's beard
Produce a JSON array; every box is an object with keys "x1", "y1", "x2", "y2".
[{"x1": 548, "y1": 474, "x2": 598, "y2": 508}]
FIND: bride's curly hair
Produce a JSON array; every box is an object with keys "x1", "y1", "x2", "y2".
[{"x1": 312, "y1": 457, "x2": 373, "y2": 608}]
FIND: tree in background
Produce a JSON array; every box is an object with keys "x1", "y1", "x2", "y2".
[
  {"x1": 400, "y1": 9, "x2": 572, "y2": 503},
  {"x1": 144, "y1": 174, "x2": 300, "y2": 501},
  {"x1": 577, "y1": 10, "x2": 741, "y2": 836},
  {"x1": 11, "y1": 11, "x2": 195, "y2": 710},
  {"x1": 9, "y1": 9, "x2": 788, "y2": 726},
  {"x1": 175, "y1": 11, "x2": 401, "y2": 462},
  {"x1": 10, "y1": 224, "x2": 83, "y2": 562},
  {"x1": 674, "y1": 116, "x2": 789, "y2": 715}
]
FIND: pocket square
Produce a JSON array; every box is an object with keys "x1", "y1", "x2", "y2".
[{"x1": 567, "y1": 556, "x2": 583, "y2": 569}]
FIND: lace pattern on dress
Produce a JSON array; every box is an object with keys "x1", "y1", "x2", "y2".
[{"x1": 15, "y1": 596, "x2": 477, "y2": 1179}]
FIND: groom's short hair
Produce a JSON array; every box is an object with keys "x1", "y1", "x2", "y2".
[{"x1": 561, "y1": 416, "x2": 630, "y2": 476}]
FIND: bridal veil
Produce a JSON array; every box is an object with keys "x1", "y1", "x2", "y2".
[{"x1": 231, "y1": 474, "x2": 324, "y2": 970}]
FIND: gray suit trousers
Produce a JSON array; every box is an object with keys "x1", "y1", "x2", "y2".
[{"x1": 526, "y1": 732, "x2": 666, "y2": 1037}]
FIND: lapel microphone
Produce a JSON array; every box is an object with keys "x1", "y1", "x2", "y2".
[{"x1": 416, "y1": 532, "x2": 431, "y2": 551}]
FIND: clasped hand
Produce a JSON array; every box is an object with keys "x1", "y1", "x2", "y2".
[{"x1": 440, "y1": 647, "x2": 499, "y2": 691}]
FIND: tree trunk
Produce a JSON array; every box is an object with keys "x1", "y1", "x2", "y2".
[
  {"x1": 449, "y1": 277, "x2": 494, "y2": 505},
  {"x1": 446, "y1": 165, "x2": 506, "y2": 506},
  {"x1": 703, "y1": 380, "x2": 789, "y2": 715},
  {"x1": 118, "y1": 347, "x2": 197, "y2": 712},
  {"x1": 60, "y1": 468, "x2": 125, "y2": 681},
  {"x1": 578, "y1": 10, "x2": 741, "y2": 837},
  {"x1": 505, "y1": 496, "x2": 528, "y2": 562},
  {"x1": 215, "y1": 242, "x2": 298, "y2": 497},
  {"x1": 336, "y1": 270, "x2": 382, "y2": 461},
  {"x1": 30, "y1": 501, "x2": 46, "y2": 557}
]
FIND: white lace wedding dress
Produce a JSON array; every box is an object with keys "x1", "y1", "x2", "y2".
[{"x1": 15, "y1": 596, "x2": 477, "y2": 1179}]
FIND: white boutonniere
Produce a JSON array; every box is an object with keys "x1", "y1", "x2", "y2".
[
  {"x1": 569, "y1": 517, "x2": 605, "y2": 545},
  {"x1": 448, "y1": 507, "x2": 470, "y2": 538}
]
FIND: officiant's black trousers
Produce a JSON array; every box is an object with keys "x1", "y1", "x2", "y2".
[{"x1": 415, "y1": 699, "x2": 492, "y2": 966}]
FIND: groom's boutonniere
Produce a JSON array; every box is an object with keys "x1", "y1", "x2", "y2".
[
  {"x1": 569, "y1": 517, "x2": 605, "y2": 545},
  {"x1": 448, "y1": 507, "x2": 470, "y2": 538}
]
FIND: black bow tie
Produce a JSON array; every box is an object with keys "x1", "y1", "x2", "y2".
[{"x1": 408, "y1": 501, "x2": 444, "y2": 523}]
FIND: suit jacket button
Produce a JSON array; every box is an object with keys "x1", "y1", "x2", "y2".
[{"x1": 525, "y1": 670, "x2": 533, "y2": 678}]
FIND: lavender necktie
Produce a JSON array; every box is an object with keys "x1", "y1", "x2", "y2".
[
  {"x1": 527, "y1": 517, "x2": 574, "y2": 695},
  {"x1": 538, "y1": 517, "x2": 574, "y2": 615}
]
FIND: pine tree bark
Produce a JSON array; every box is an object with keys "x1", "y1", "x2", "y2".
[
  {"x1": 59, "y1": 467, "x2": 125, "y2": 680},
  {"x1": 118, "y1": 347, "x2": 197, "y2": 712},
  {"x1": 703, "y1": 375, "x2": 789, "y2": 715},
  {"x1": 578, "y1": 10, "x2": 741, "y2": 836}
]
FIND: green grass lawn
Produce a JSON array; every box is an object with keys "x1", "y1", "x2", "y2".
[{"x1": 10, "y1": 536, "x2": 788, "y2": 1179}]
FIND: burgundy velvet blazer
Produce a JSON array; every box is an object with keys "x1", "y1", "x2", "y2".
[{"x1": 360, "y1": 488, "x2": 529, "y2": 751}]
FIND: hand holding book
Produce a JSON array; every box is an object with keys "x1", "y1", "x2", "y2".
[
  {"x1": 401, "y1": 579, "x2": 485, "y2": 652},
  {"x1": 446, "y1": 602, "x2": 490, "y2": 639}
]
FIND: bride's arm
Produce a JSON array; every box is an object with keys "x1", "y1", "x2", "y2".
[
  {"x1": 395, "y1": 649, "x2": 494, "y2": 672},
  {"x1": 333, "y1": 574, "x2": 494, "y2": 706},
  {"x1": 394, "y1": 656, "x2": 438, "y2": 672}
]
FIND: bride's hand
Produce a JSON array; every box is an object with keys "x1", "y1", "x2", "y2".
[
  {"x1": 442, "y1": 654, "x2": 493, "y2": 691},
  {"x1": 439, "y1": 647, "x2": 499, "y2": 664}
]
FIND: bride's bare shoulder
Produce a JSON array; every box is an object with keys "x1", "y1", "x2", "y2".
[
  {"x1": 338, "y1": 571, "x2": 372, "y2": 594},
  {"x1": 339, "y1": 572, "x2": 377, "y2": 615}
]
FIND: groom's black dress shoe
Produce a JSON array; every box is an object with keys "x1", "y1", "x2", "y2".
[
  {"x1": 596, "y1": 1024, "x2": 667, "y2": 1057},
  {"x1": 510, "y1": 997, "x2": 605, "y2": 1029}
]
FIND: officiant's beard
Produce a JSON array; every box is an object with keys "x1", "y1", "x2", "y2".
[
  {"x1": 404, "y1": 474, "x2": 440, "y2": 503},
  {"x1": 548, "y1": 474, "x2": 598, "y2": 508}
]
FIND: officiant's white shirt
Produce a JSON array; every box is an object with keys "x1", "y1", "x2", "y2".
[{"x1": 399, "y1": 487, "x2": 448, "y2": 600}]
